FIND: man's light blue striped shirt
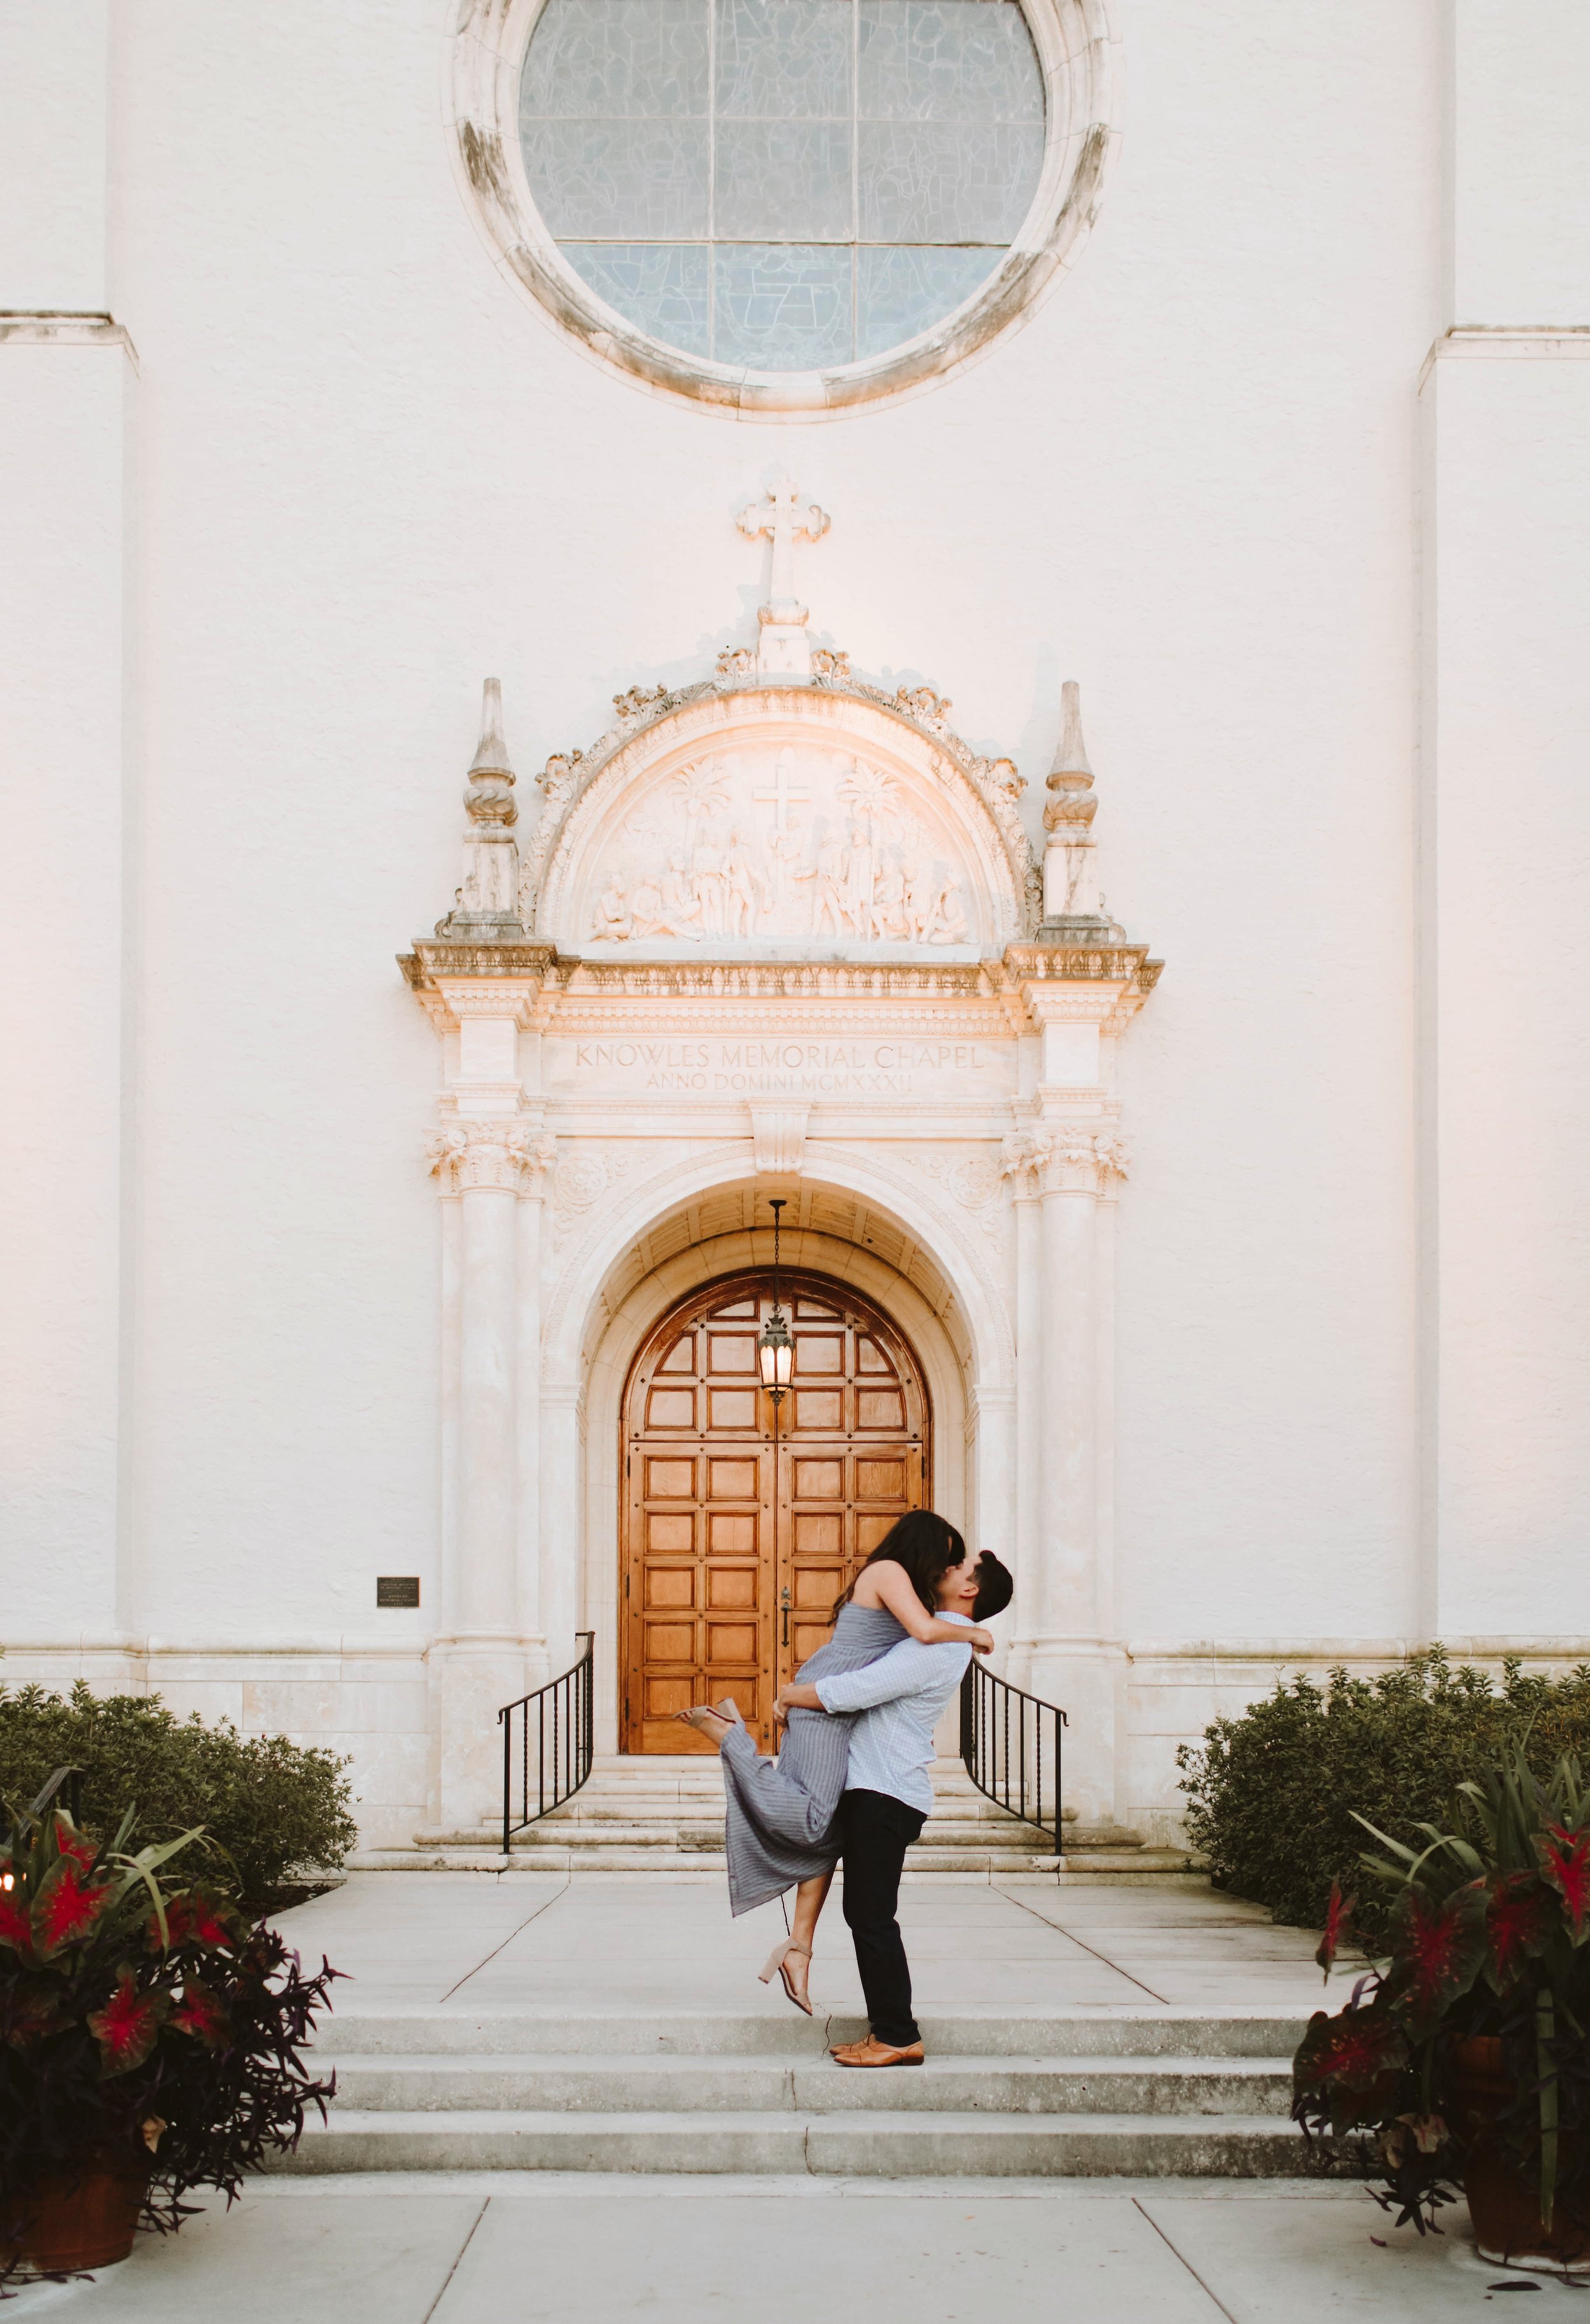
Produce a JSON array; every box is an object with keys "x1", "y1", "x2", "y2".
[{"x1": 813, "y1": 1614, "x2": 974, "y2": 1815}]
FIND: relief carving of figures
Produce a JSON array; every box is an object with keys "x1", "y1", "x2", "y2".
[{"x1": 587, "y1": 746, "x2": 974, "y2": 950}]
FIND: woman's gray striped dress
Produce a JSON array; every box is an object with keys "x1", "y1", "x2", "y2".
[{"x1": 717, "y1": 1602, "x2": 907, "y2": 1916}]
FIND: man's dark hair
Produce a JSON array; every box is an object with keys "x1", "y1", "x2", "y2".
[{"x1": 972, "y1": 1552, "x2": 1013, "y2": 1624}]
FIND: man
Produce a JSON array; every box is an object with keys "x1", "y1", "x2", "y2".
[{"x1": 774, "y1": 1548, "x2": 1014, "y2": 2068}]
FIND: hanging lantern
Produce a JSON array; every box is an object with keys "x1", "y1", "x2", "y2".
[{"x1": 757, "y1": 1197, "x2": 793, "y2": 1402}]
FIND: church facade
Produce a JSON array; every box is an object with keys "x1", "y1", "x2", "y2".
[{"x1": 4, "y1": 2, "x2": 1588, "y2": 1851}]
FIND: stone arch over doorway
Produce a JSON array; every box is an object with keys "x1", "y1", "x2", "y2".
[
  {"x1": 619, "y1": 1266, "x2": 932, "y2": 1753},
  {"x1": 558, "y1": 1181, "x2": 985, "y2": 1755}
]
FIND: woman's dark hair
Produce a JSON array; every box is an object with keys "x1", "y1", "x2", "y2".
[
  {"x1": 832, "y1": 1510, "x2": 967, "y2": 1624},
  {"x1": 971, "y1": 1552, "x2": 1013, "y2": 1623}
]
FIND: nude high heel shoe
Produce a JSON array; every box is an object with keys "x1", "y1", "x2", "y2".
[
  {"x1": 759, "y1": 1938, "x2": 813, "y2": 2015},
  {"x1": 675, "y1": 1705, "x2": 733, "y2": 1743}
]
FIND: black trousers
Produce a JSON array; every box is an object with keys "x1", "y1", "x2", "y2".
[{"x1": 837, "y1": 1787, "x2": 927, "y2": 2047}]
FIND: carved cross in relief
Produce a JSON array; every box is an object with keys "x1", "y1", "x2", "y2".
[
  {"x1": 752, "y1": 756, "x2": 811, "y2": 837},
  {"x1": 737, "y1": 475, "x2": 830, "y2": 625}
]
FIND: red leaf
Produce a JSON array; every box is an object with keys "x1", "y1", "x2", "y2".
[
  {"x1": 86, "y1": 1970, "x2": 166, "y2": 2078},
  {"x1": 1294, "y1": 2003, "x2": 1409, "y2": 2094},
  {"x1": 3, "y1": 1979, "x2": 66, "y2": 2050},
  {"x1": 1385, "y1": 1881, "x2": 1488, "y2": 2036},
  {"x1": 52, "y1": 1816, "x2": 97, "y2": 1868},
  {"x1": 1537, "y1": 1825, "x2": 1590, "y2": 1939},
  {"x1": 0, "y1": 1889, "x2": 36, "y2": 1962},
  {"x1": 1316, "y1": 1882, "x2": 1356, "y2": 1977},
  {"x1": 1487, "y1": 1872, "x2": 1554, "y2": 1986},
  {"x1": 31, "y1": 1858, "x2": 111, "y2": 1960},
  {"x1": 148, "y1": 1888, "x2": 243, "y2": 1955},
  {"x1": 187, "y1": 1893, "x2": 240, "y2": 1949},
  {"x1": 169, "y1": 1978, "x2": 229, "y2": 2047}
]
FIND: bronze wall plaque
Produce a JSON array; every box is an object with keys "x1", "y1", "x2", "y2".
[{"x1": 376, "y1": 1576, "x2": 420, "y2": 1609}]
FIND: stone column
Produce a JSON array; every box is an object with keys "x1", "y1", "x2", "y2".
[
  {"x1": 515, "y1": 1165, "x2": 553, "y2": 1691},
  {"x1": 1000, "y1": 1135, "x2": 1044, "y2": 1687},
  {"x1": 538, "y1": 1381, "x2": 583, "y2": 1695},
  {"x1": 969, "y1": 1386, "x2": 1016, "y2": 1666},
  {"x1": 427, "y1": 1116, "x2": 553, "y2": 1832},
  {"x1": 1037, "y1": 1134, "x2": 1100, "y2": 1632},
  {"x1": 1020, "y1": 1123, "x2": 1131, "y2": 1829}
]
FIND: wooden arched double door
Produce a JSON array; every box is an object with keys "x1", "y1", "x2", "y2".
[{"x1": 622, "y1": 1271, "x2": 930, "y2": 1753}]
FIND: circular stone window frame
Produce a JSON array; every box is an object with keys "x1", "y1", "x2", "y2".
[{"x1": 444, "y1": 0, "x2": 1120, "y2": 418}]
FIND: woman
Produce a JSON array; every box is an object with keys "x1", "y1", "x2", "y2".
[{"x1": 677, "y1": 1512, "x2": 992, "y2": 2013}]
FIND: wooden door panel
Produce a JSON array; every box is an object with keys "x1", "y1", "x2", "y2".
[
  {"x1": 707, "y1": 1387, "x2": 759, "y2": 1428},
  {"x1": 856, "y1": 1388, "x2": 906, "y2": 1429},
  {"x1": 791, "y1": 1456, "x2": 843, "y2": 1496},
  {"x1": 707, "y1": 1456, "x2": 759, "y2": 1496},
  {"x1": 645, "y1": 1515, "x2": 695, "y2": 1556},
  {"x1": 623, "y1": 1272, "x2": 929, "y2": 1753},
  {"x1": 792, "y1": 1388, "x2": 844, "y2": 1430},
  {"x1": 645, "y1": 1386, "x2": 696, "y2": 1428},
  {"x1": 645, "y1": 1456, "x2": 696, "y2": 1497}
]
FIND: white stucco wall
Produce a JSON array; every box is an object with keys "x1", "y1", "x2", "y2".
[{"x1": 3, "y1": 0, "x2": 1588, "y2": 1847}]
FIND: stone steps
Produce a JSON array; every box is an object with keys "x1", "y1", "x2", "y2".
[
  {"x1": 282, "y1": 2007, "x2": 1320, "y2": 2181},
  {"x1": 359, "y1": 1758, "x2": 1203, "y2": 1884},
  {"x1": 284, "y1": 2108, "x2": 1309, "y2": 2178},
  {"x1": 321, "y1": 2052, "x2": 1291, "y2": 2117}
]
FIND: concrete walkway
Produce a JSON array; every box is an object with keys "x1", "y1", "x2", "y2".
[
  {"x1": 13, "y1": 2176, "x2": 1568, "y2": 2321},
  {"x1": 10, "y1": 1877, "x2": 1566, "y2": 2317},
  {"x1": 270, "y1": 1867, "x2": 1338, "y2": 2017}
]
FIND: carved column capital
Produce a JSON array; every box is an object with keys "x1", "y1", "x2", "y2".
[
  {"x1": 999, "y1": 1130, "x2": 1046, "y2": 1199},
  {"x1": 1006, "y1": 1127, "x2": 1132, "y2": 1199},
  {"x1": 427, "y1": 1119, "x2": 556, "y2": 1197}
]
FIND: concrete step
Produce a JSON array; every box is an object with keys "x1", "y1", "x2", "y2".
[
  {"x1": 312, "y1": 2008, "x2": 1305, "y2": 2061},
  {"x1": 381, "y1": 1759, "x2": 1201, "y2": 1880},
  {"x1": 494, "y1": 1820, "x2": 1044, "y2": 1852},
  {"x1": 322, "y1": 2052, "x2": 1291, "y2": 2117},
  {"x1": 279, "y1": 2108, "x2": 1320, "y2": 2178},
  {"x1": 350, "y1": 1846, "x2": 1206, "y2": 1883},
  {"x1": 512, "y1": 1797, "x2": 1045, "y2": 1828}
]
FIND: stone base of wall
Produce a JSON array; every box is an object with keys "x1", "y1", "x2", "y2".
[{"x1": 8, "y1": 1636, "x2": 1587, "y2": 1858}]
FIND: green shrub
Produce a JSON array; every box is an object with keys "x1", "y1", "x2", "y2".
[
  {"x1": 1177, "y1": 1648, "x2": 1590, "y2": 1942},
  {"x1": 0, "y1": 1681, "x2": 358, "y2": 1907}
]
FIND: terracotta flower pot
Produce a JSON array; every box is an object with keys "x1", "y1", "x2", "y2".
[
  {"x1": 0, "y1": 2167, "x2": 144, "y2": 2274},
  {"x1": 1451, "y1": 2034, "x2": 1590, "y2": 2267}
]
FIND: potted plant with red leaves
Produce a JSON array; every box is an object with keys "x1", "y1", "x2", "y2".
[
  {"x1": 0, "y1": 1769, "x2": 338, "y2": 2283},
  {"x1": 1294, "y1": 1743, "x2": 1590, "y2": 2267}
]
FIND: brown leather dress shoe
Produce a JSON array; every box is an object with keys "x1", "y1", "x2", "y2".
[{"x1": 829, "y1": 2036, "x2": 925, "y2": 2068}]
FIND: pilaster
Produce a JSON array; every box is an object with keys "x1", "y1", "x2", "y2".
[
  {"x1": 1419, "y1": 3, "x2": 1590, "y2": 1639},
  {"x1": 1000, "y1": 936, "x2": 1154, "y2": 1823},
  {"x1": 405, "y1": 936, "x2": 558, "y2": 1831}
]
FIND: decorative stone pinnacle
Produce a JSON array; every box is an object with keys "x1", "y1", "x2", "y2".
[
  {"x1": 465, "y1": 677, "x2": 516, "y2": 830},
  {"x1": 1043, "y1": 679, "x2": 1096, "y2": 837},
  {"x1": 434, "y1": 678, "x2": 525, "y2": 935},
  {"x1": 1040, "y1": 679, "x2": 1116, "y2": 931}
]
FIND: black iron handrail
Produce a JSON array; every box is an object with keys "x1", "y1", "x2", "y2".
[
  {"x1": 960, "y1": 1656, "x2": 1067, "y2": 1851},
  {"x1": 500, "y1": 1632, "x2": 595, "y2": 1856}
]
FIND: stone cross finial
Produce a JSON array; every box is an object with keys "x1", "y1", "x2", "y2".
[
  {"x1": 737, "y1": 474, "x2": 830, "y2": 678},
  {"x1": 1041, "y1": 679, "x2": 1103, "y2": 926}
]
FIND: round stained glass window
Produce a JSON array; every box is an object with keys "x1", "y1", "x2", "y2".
[{"x1": 517, "y1": 0, "x2": 1046, "y2": 374}]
